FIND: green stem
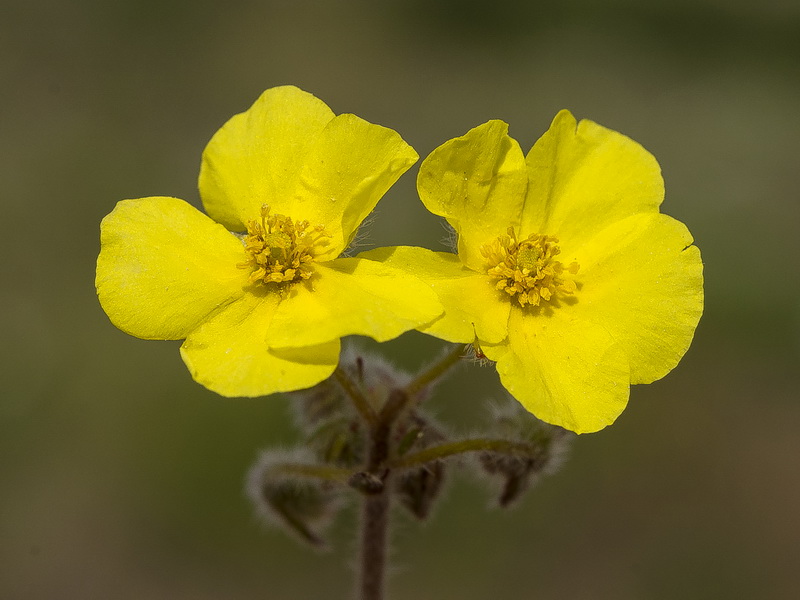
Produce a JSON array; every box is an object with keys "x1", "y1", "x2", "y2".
[
  {"x1": 404, "y1": 344, "x2": 466, "y2": 400},
  {"x1": 333, "y1": 365, "x2": 377, "y2": 426},
  {"x1": 272, "y1": 462, "x2": 353, "y2": 484},
  {"x1": 389, "y1": 438, "x2": 538, "y2": 470}
]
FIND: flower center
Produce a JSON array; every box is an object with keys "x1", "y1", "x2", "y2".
[
  {"x1": 481, "y1": 228, "x2": 579, "y2": 307},
  {"x1": 238, "y1": 205, "x2": 331, "y2": 285}
]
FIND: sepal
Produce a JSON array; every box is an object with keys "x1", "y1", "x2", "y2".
[{"x1": 245, "y1": 449, "x2": 344, "y2": 548}]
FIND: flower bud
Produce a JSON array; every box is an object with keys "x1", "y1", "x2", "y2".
[
  {"x1": 245, "y1": 449, "x2": 342, "y2": 548},
  {"x1": 395, "y1": 460, "x2": 446, "y2": 520},
  {"x1": 393, "y1": 411, "x2": 450, "y2": 520},
  {"x1": 479, "y1": 398, "x2": 572, "y2": 507}
]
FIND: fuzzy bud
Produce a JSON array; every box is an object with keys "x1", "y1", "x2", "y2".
[
  {"x1": 479, "y1": 398, "x2": 572, "y2": 507},
  {"x1": 395, "y1": 460, "x2": 446, "y2": 520},
  {"x1": 393, "y1": 411, "x2": 450, "y2": 520},
  {"x1": 246, "y1": 449, "x2": 342, "y2": 548}
]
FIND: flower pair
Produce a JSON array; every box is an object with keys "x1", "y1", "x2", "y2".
[{"x1": 96, "y1": 86, "x2": 703, "y2": 433}]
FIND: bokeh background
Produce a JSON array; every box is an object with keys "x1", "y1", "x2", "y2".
[{"x1": 2, "y1": 1, "x2": 799, "y2": 598}]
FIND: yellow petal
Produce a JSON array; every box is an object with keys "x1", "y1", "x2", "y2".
[
  {"x1": 284, "y1": 114, "x2": 418, "y2": 259},
  {"x1": 361, "y1": 246, "x2": 510, "y2": 344},
  {"x1": 199, "y1": 86, "x2": 335, "y2": 231},
  {"x1": 570, "y1": 212, "x2": 704, "y2": 384},
  {"x1": 180, "y1": 291, "x2": 339, "y2": 397},
  {"x1": 96, "y1": 197, "x2": 249, "y2": 340},
  {"x1": 485, "y1": 307, "x2": 630, "y2": 434},
  {"x1": 521, "y1": 110, "x2": 664, "y2": 252},
  {"x1": 417, "y1": 120, "x2": 528, "y2": 271},
  {"x1": 264, "y1": 255, "x2": 442, "y2": 348}
]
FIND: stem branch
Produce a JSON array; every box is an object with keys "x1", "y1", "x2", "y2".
[
  {"x1": 272, "y1": 462, "x2": 353, "y2": 484},
  {"x1": 404, "y1": 344, "x2": 466, "y2": 400},
  {"x1": 389, "y1": 438, "x2": 538, "y2": 470},
  {"x1": 333, "y1": 365, "x2": 377, "y2": 426}
]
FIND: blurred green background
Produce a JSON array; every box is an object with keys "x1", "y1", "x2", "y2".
[{"x1": 2, "y1": 0, "x2": 799, "y2": 598}]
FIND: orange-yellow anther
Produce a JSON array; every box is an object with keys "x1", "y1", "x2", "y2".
[
  {"x1": 238, "y1": 205, "x2": 331, "y2": 285},
  {"x1": 480, "y1": 228, "x2": 579, "y2": 307}
]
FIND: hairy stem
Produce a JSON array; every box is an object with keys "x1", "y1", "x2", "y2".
[
  {"x1": 389, "y1": 438, "x2": 538, "y2": 470},
  {"x1": 271, "y1": 462, "x2": 353, "y2": 484},
  {"x1": 358, "y1": 389, "x2": 410, "y2": 600},
  {"x1": 404, "y1": 344, "x2": 466, "y2": 400},
  {"x1": 333, "y1": 365, "x2": 377, "y2": 426},
  {"x1": 359, "y1": 487, "x2": 390, "y2": 600}
]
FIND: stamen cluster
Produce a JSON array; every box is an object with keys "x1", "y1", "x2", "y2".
[
  {"x1": 481, "y1": 228, "x2": 579, "y2": 307},
  {"x1": 239, "y1": 204, "x2": 331, "y2": 285}
]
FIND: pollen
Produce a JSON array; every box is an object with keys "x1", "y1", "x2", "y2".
[
  {"x1": 238, "y1": 205, "x2": 331, "y2": 285},
  {"x1": 480, "y1": 228, "x2": 579, "y2": 308}
]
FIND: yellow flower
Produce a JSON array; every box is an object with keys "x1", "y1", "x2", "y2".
[
  {"x1": 365, "y1": 112, "x2": 704, "y2": 433},
  {"x1": 96, "y1": 86, "x2": 441, "y2": 397}
]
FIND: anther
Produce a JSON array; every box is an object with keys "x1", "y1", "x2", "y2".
[
  {"x1": 238, "y1": 204, "x2": 331, "y2": 285},
  {"x1": 481, "y1": 231, "x2": 579, "y2": 307}
]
